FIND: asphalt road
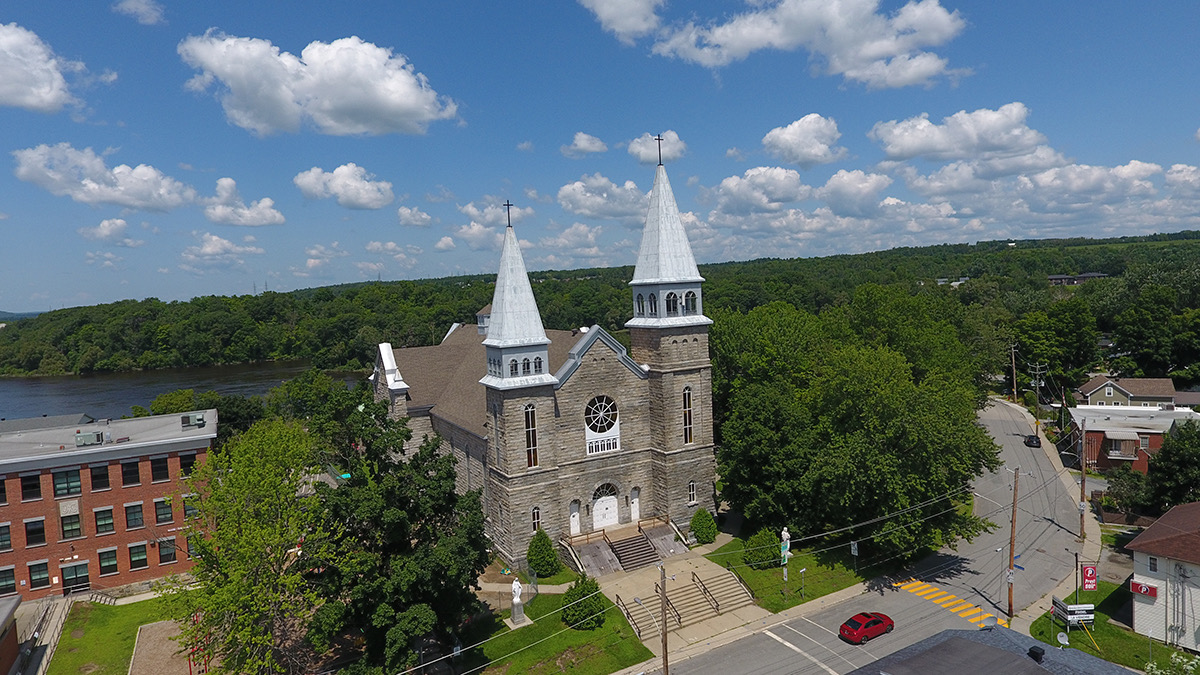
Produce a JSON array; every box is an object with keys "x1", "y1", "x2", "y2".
[{"x1": 676, "y1": 401, "x2": 1084, "y2": 674}]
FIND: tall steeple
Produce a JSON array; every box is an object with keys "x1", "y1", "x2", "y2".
[
  {"x1": 481, "y1": 217, "x2": 557, "y2": 389},
  {"x1": 626, "y1": 164, "x2": 711, "y2": 329}
]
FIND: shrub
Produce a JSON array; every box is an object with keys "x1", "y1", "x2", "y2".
[
  {"x1": 561, "y1": 576, "x2": 605, "y2": 630},
  {"x1": 526, "y1": 529, "x2": 561, "y2": 578},
  {"x1": 742, "y1": 527, "x2": 780, "y2": 571},
  {"x1": 690, "y1": 509, "x2": 717, "y2": 545}
]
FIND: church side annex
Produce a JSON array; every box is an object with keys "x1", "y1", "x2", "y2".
[{"x1": 371, "y1": 162, "x2": 716, "y2": 568}]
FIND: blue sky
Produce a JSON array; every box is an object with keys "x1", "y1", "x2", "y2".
[{"x1": 3, "y1": 1, "x2": 1200, "y2": 312}]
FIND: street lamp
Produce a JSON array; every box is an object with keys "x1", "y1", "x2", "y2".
[{"x1": 632, "y1": 597, "x2": 660, "y2": 638}]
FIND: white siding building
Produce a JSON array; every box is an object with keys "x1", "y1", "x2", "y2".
[{"x1": 1126, "y1": 501, "x2": 1200, "y2": 651}]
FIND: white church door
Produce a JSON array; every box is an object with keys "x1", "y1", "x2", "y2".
[
  {"x1": 569, "y1": 500, "x2": 581, "y2": 536},
  {"x1": 630, "y1": 487, "x2": 640, "y2": 521},
  {"x1": 592, "y1": 484, "x2": 619, "y2": 530}
]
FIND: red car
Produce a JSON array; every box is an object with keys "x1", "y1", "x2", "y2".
[{"x1": 839, "y1": 612, "x2": 894, "y2": 644}]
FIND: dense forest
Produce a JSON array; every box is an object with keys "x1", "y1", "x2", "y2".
[{"x1": 6, "y1": 231, "x2": 1200, "y2": 394}]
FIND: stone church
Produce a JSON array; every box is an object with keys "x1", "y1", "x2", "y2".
[{"x1": 371, "y1": 163, "x2": 715, "y2": 567}]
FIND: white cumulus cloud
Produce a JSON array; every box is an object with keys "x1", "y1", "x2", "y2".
[
  {"x1": 293, "y1": 163, "x2": 394, "y2": 209},
  {"x1": 815, "y1": 169, "x2": 893, "y2": 217},
  {"x1": 578, "y1": 0, "x2": 665, "y2": 44},
  {"x1": 870, "y1": 102, "x2": 1048, "y2": 161},
  {"x1": 112, "y1": 0, "x2": 164, "y2": 25},
  {"x1": 762, "y1": 114, "x2": 847, "y2": 168},
  {"x1": 628, "y1": 130, "x2": 686, "y2": 164},
  {"x1": 397, "y1": 205, "x2": 432, "y2": 226},
  {"x1": 0, "y1": 23, "x2": 83, "y2": 113},
  {"x1": 204, "y1": 177, "x2": 285, "y2": 226},
  {"x1": 181, "y1": 232, "x2": 265, "y2": 271},
  {"x1": 13, "y1": 142, "x2": 197, "y2": 210},
  {"x1": 557, "y1": 173, "x2": 648, "y2": 219},
  {"x1": 539, "y1": 222, "x2": 606, "y2": 259},
  {"x1": 650, "y1": 0, "x2": 966, "y2": 89},
  {"x1": 178, "y1": 32, "x2": 457, "y2": 136},
  {"x1": 561, "y1": 131, "x2": 609, "y2": 158},
  {"x1": 85, "y1": 251, "x2": 122, "y2": 268},
  {"x1": 434, "y1": 236, "x2": 456, "y2": 251},
  {"x1": 710, "y1": 167, "x2": 812, "y2": 215},
  {"x1": 453, "y1": 222, "x2": 506, "y2": 251},
  {"x1": 77, "y1": 218, "x2": 145, "y2": 247},
  {"x1": 458, "y1": 200, "x2": 534, "y2": 226}
]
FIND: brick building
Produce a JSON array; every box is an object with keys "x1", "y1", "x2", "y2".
[
  {"x1": 0, "y1": 410, "x2": 214, "y2": 600},
  {"x1": 372, "y1": 164, "x2": 716, "y2": 568},
  {"x1": 1068, "y1": 406, "x2": 1200, "y2": 474}
]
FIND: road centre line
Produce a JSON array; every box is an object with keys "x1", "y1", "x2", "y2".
[{"x1": 764, "y1": 630, "x2": 839, "y2": 675}]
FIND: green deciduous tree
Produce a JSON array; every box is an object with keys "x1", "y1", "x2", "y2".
[
  {"x1": 159, "y1": 419, "x2": 326, "y2": 674},
  {"x1": 1148, "y1": 421, "x2": 1200, "y2": 512},
  {"x1": 1106, "y1": 464, "x2": 1151, "y2": 516},
  {"x1": 561, "y1": 576, "x2": 605, "y2": 630},
  {"x1": 527, "y1": 529, "x2": 561, "y2": 578},
  {"x1": 742, "y1": 528, "x2": 779, "y2": 571}
]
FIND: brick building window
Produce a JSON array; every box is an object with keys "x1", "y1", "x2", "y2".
[
  {"x1": 125, "y1": 504, "x2": 144, "y2": 529},
  {"x1": 0, "y1": 479, "x2": 6, "y2": 504},
  {"x1": 688, "y1": 480, "x2": 697, "y2": 505},
  {"x1": 129, "y1": 544, "x2": 148, "y2": 570},
  {"x1": 155, "y1": 500, "x2": 173, "y2": 524},
  {"x1": 183, "y1": 495, "x2": 199, "y2": 519},
  {"x1": 20, "y1": 475, "x2": 41, "y2": 501},
  {"x1": 28, "y1": 562, "x2": 49, "y2": 589},
  {"x1": 122, "y1": 461, "x2": 141, "y2": 487},
  {"x1": 90, "y1": 465, "x2": 110, "y2": 491},
  {"x1": 159, "y1": 539, "x2": 177, "y2": 564},
  {"x1": 151, "y1": 457, "x2": 170, "y2": 482},
  {"x1": 60, "y1": 514, "x2": 82, "y2": 540},
  {"x1": 25, "y1": 520, "x2": 45, "y2": 547},
  {"x1": 532, "y1": 506, "x2": 541, "y2": 532},
  {"x1": 0, "y1": 568, "x2": 13, "y2": 595},
  {"x1": 99, "y1": 550, "x2": 118, "y2": 576},
  {"x1": 179, "y1": 454, "x2": 196, "y2": 476},
  {"x1": 0, "y1": 525, "x2": 9, "y2": 550},
  {"x1": 524, "y1": 404, "x2": 538, "y2": 468},
  {"x1": 95, "y1": 508, "x2": 115, "y2": 534},
  {"x1": 53, "y1": 469, "x2": 82, "y2": 497},
  {"x1": 682, "y1": 387, "x2": 693, "y2": 445}
]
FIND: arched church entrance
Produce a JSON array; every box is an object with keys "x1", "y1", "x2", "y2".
[
  {"x1": 569, "y1": 500, "x2": 581, "y2": 536},
  {"x1": 592, "y1": 483, "x2": 619, "y2": 530}
]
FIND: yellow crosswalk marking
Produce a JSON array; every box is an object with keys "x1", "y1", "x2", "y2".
[
  {"x1": 916, "y1": 587, "x2": 944, "y2": 597},
  {"x1": 944, "y1": 600, "x2": 972, "y2": 611},
  {"x1": 958, "y1": 607, "x2": 983, "y2": 618},
  {"x1": 934, "y1": 595, "x2": 960, "y2": 606},
  {"x1": 925, "y1": 591, "x2": 950, "y2": 601},
  {"x1": 897, "y1": 579, "x2": 1008, "y2": 627},
  {"x1": 895, "y1": 579, "x2": 918, "y2": 588}
]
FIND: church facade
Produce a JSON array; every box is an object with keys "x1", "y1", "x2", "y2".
[{"x1": 372, "y1": 164, "x2": 716, "y2": 566}]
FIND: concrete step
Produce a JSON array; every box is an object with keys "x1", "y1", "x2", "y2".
[{"x1": 609, "y1": 534, "x2": 660, "y2": 572}]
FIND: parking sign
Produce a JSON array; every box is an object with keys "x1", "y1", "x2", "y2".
[{"x1": 1082, "y1": 564, "x2": 1097, "y2": 591}]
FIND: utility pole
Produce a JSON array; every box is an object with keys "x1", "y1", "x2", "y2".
[
  {"x1": 659, "y1": 564, "x2": 669, "y2": 675},
  {"x1": 1008, "y1": 466, "x2": 1020, "y2": 621},
  {"x1": 1079, "y1": 419, "x2": 1087, "y2": 541},
  {"x1": 1011, "y1": 344, "x2": 1019, "y2": 403}
]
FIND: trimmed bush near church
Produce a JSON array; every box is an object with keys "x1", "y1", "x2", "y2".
[
  {"x1": 743, "y1": 527, "x2": 779, "y2": 570},
  {"x1": 561, "y1": 576, "x2": 605, "y2": 630},
  {"x1": 527, "y1": 528, "x2": 561, "y2": 578},
  {"x1": 690, "y1": 509, "x2": 717, "y2": 545}
]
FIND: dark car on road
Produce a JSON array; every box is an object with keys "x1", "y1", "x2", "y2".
[
  {"x1": 1024, "y1": 434, "x2": 1041, "y2": 448},
  {"x1": 839, "y1": 612, "x2": 893, "y2": 644}
]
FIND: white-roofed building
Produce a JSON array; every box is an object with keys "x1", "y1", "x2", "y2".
[{"x1": 1068, "y1": 405, "x2": 1200, "y2": 474}]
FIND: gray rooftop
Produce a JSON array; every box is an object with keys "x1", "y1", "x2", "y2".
[
  {"x1": 0, "y1": 409, "x2": 217, "y2": 473},
  {"x1": 630, "y1": 164, "x2": 703, "y2": 286},
  {"x1": 0, "y1": 413, "x2": 94, "y2": 434},
  {"x1": 482, "y1": 224, "x2": 550, "y2": 349},
  {"x1": 1069, "y1": 405, "x2": 1200, "y2": 435}
]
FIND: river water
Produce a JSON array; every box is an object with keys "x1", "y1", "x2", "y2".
[{"x1": 0, "y1": 361, "x2": 359, "y2": 422}]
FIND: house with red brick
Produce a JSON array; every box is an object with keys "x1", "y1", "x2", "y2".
[
  {"x1": 0, "y1": 410, "x2": 214, "y2": 600},
  {"x1": 1068, "y1": 406, "x2": 1200, "y2": 474}
]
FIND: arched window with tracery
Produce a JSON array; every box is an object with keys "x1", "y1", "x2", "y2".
[
  {"x1": 666, "y1": 292, "x2": 679, "y2": 316},
  {"x1": 525, "y1": 404, "x2": 538, "y2": 468},
  {"x1": 509, "y1": 359, "x2": 518, "y2": 376},
  {"x1": 648, "y1": 293, "x2": 658, "y2": 316},
  {"x1": 522, "y1": 358, "x2": 531, "y2": 375},
  {"x1": 532, "y1": 506, "x2": 541, "y2": 532},
  {"x1": 688, "y1": 480, "x2": 697, "y2": 505},
  {"x1": 534, "y1": 356, "x2": 543, "y2": 374},
  {"x1": 682, "y1": 386, "x2": 693, "y2": 444},
  {"x1": 684, "y1": 291, "x2": 697, "y2": 315},
  {"x1": 636, "y1": 294, "x2": 645, "y2": 316}
]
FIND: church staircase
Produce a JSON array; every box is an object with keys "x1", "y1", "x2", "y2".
[
  {"x1": 621, "y1": 570, "x2": 757, "y2": 637},
  {"x1": 609, "y1": 532, "x2": 660, "y2": 572}
]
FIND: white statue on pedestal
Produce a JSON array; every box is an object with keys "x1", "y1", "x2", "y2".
[
  {"x1": 511, "y1": 578, "x2": 523, "y2": 604},
  {"x1": 781, "y1": 526, "x2": 790, "y2": 547}
]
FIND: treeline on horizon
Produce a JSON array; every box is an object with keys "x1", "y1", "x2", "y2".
[{"x1": 6, "y1": 230, "x2": 1200, "y2": 387}]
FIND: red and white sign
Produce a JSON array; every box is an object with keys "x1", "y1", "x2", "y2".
[
  {"x1": 1131, "y1": 580, "x2": 1158, "y2": 598},
  {"x1": 1082, "y1": 564, "x2": 1098, "y2": 591}
]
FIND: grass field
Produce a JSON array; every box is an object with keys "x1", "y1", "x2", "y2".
[
  {"x1": 48, "y1": 598, "x2": 170, "y2": 675},
  {"x1": 704, "y1": 538, "x2": 869, "y2": 613},
  {"x1": 1029, "y1": 580, "x2": 1187, "y2": 672},
  {"x1": 459, "y1": 592, "x2": 652, "y2": 674}
]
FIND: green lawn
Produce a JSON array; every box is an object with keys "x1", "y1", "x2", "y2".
[
  {"x1": 704, "y1": 538, "x2": 871, "y2": 613},
  {"x1": 460, "y1": 593, "x2": 652, "y2": 675},
  {"x1": 48, "y1": 598, "x2": 171, "y2": 675},
  {"x1": 1029, "y1": 580, "x2": 1187, "y2": 672},
  {"x1": 1099, "y1": 525, "x2": 1141, "y2": 551},
  {"x1": 517, "y1": 566, "x2": 579, "y2": 586}
]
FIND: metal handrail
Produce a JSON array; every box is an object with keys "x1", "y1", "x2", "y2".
[
  {"x1": 726, "y1": 562, "x2": 755, "y2": 600},
  {"x1": 614, "y1": 594, "x2": 642, "y2": 639},
  {"x1": 655, "y1": 582, "x2": 682, "y2": 626},
  {"x1": 692, "y1": 571, "x2": 720, "y2": 613}
]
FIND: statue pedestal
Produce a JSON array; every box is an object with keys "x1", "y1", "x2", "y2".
[{"x1": 512, "y1": 599, "x2": 526, "y2": 624}]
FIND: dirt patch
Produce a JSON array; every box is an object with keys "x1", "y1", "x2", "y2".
[
  {"x1": 479, "y1": 559, "x2": 519, "y2": 585},
  {"x1": 70, "y1": 628, "x2": 85, "y2": 639},
  {"x1": 129, "y1": 620, "x2": 192, "y2": 675},
  {"x1": 79, "y1": 665, "x2": 100, "y2": 674}
]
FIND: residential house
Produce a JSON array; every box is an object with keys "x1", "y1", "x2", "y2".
[
  {"x1": 1079, "y1": 375, "x2": 1176, "y2": 407},
  {"x1": 0, "y1": 410, "x2": 213, "y2": 600},
  {"x1": 1125, "y1": 501, "x2": 1200, "y2": 652},
  {"x1": 1068, "y1": 406, "x2": 1200, "y2": 474}
]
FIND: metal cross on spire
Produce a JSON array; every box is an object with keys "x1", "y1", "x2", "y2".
[
  {"x1": 503, "y1": 200, "x2": 514, "y2": 228},
  {"x1": 654, "y1": 134, "x2": 664, "y2": 166}
]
